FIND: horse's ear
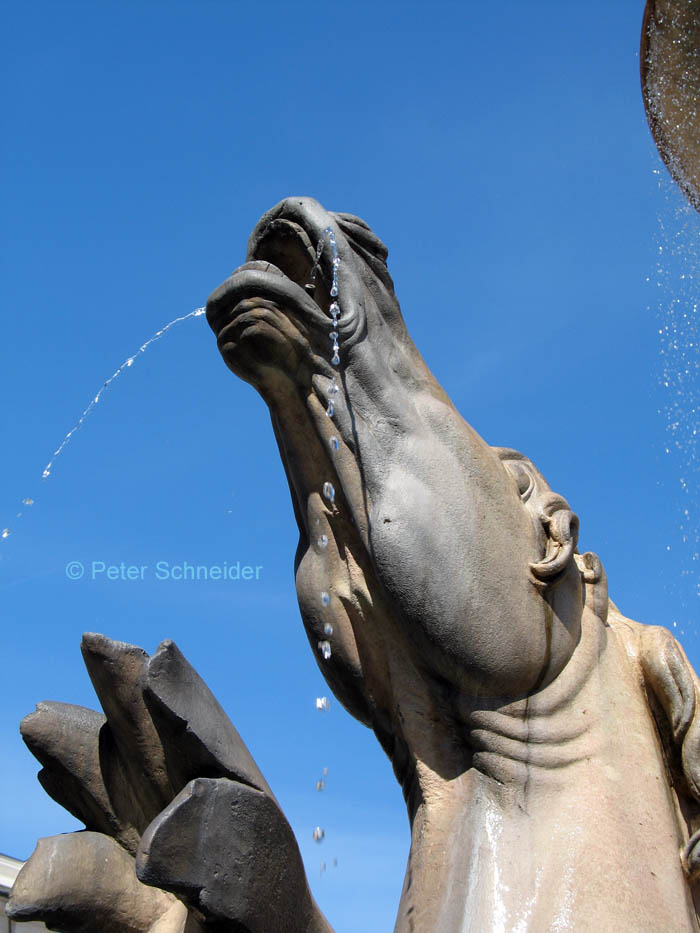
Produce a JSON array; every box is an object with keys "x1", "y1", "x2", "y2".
[
  {"x1": 495, "y1": 449, "x2": 607, "y2": 615},
  {"x1": 495, "y1": 448, "x2": 579, "y2": 589},
  {"x1": 574, "y1": 551, "x2": 609, "y2": 624}
]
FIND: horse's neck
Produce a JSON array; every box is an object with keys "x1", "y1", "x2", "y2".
[{"x1": 394, "y1": 613, "x2": 698, "y2": 932}]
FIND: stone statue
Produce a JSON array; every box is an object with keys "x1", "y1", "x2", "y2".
[
  {"x1": 8, "y1": 5, "x2": 700, "y2": 930},
  {"x1": 8, "y1": 194, "x2": 700, "y2": 932}
]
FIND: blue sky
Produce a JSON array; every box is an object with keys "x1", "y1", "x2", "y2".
[{"x1": 2, "y1": 2, "x2": 698, "y2": 930}]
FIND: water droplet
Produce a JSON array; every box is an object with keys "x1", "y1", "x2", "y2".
[
  {"x1": 316, "y1": 696, "x2": 331, "y2": 711},
  {"x1": 317, "y1": 534, "x2": 328, "y2": 549},
  {"x1": 326, "y1": 400, "x2": 335, "y2": 417},
  {"x1": 320, "y1": 862, "x2": 326, "y2": 874},
  {"x1": 318, "y1": 640, "x2": 332, "y2": 660},
  {"x1": 329, "y1": 435, "x2": 339, "y2": 451},
  {"x1": 323, "y1": 622, "x2": 334, "y2": 636},
  {"x1": 323, "y1": 482, "x2": 335, "y2": 503},
  {"x1": 313, "y1": 827, "x2": 325, "y2": 843},
  {"x1": 328, "y1": 381, "x2": 339, "y2": 395},
  {"x1": 321, "y1": 591, "x2": 330, "y2": 606},
  {"x1": 126, "y1": 358, "x2": 134, "y2": 367},
  {"x1": 329, "y1": 331, "x2": 338, "y2": 341},
  {"x1": 1, "y1": 529, "x2": 10, "y2": 539},
  {"x1": 322, "y1": 767, "x2": 328, "y2": 775},
  {"x1": 316, "y1": 779, "x2": 326, "y2": 792},
  {"x1": 330, "y1": 301, "x2": 340, "y2": 317},
  {"x1": 42, "y1": 469, "x2": 50, "y2": 479},
  {"x1": 331, "y1": 349, "x2": 340, "y2": 366},
  {"x1": 22, "y1": 498, "x2": 34, "y2": 506},
  {"x1": 330, "y1": 285, "x2": 338, "y2": 297}
]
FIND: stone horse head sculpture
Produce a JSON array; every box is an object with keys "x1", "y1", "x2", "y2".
[
  {"x1": 204, "y1": 196, "x2": 700, "y2": 930},
  {"x1": 8, "y1": 194, "x2": 700, "y2": 933},
  {"x1": 8, "y1": 3, "x2": 700, "y2": 928}
]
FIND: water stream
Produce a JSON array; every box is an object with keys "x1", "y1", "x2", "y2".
[
  {"x1": 312, "y1": 226, "x2": 342, "y2": 872},
  {"x1": 1, "y1": 307, "x2": 205, "y2": 540}
]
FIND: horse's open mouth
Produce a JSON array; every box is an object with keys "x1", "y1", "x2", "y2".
[{"x1": 205, "y1": 217, "x2": 336, "y2": 345}]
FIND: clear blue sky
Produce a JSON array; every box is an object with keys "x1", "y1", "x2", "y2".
[{"x1": 2, "y1": 3, "x2": 698, "y2": 931}]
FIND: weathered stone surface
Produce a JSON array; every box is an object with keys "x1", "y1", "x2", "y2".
[
  {"x1": 7, "y1": 832, "x2": 181, "y2": 933},
  {"x1": 143, "y1": 639, "x2": 274, "y2": 800},
  {"x1": 642, "y1": 0, "x2": 700, "y2": 211},
  {"x1": 10, "y1": 636, "x2": 330, "y2": 932},
  {"x1": 19, "y1": 701, "x2": 140, "y2": 853},
  {"x1": 137, "y1": 777, "x2": 330, "y2": 932},
  {"x1": 81, "y1": 632, "x2": 173, "y2": 830}
]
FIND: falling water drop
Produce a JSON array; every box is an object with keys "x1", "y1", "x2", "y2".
[
  {"x1": 1, "y1": 529, "x2": 10, "y2": 539},
  {"x1": 318, "y1": 640, "x2": 332, "y2": 660},
  {"x1": 311, "y1": 228, "x2": 342, "y2": 867},
  {"x1": 22, "y1": 498, "x2": 34, "y2": 506}
]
